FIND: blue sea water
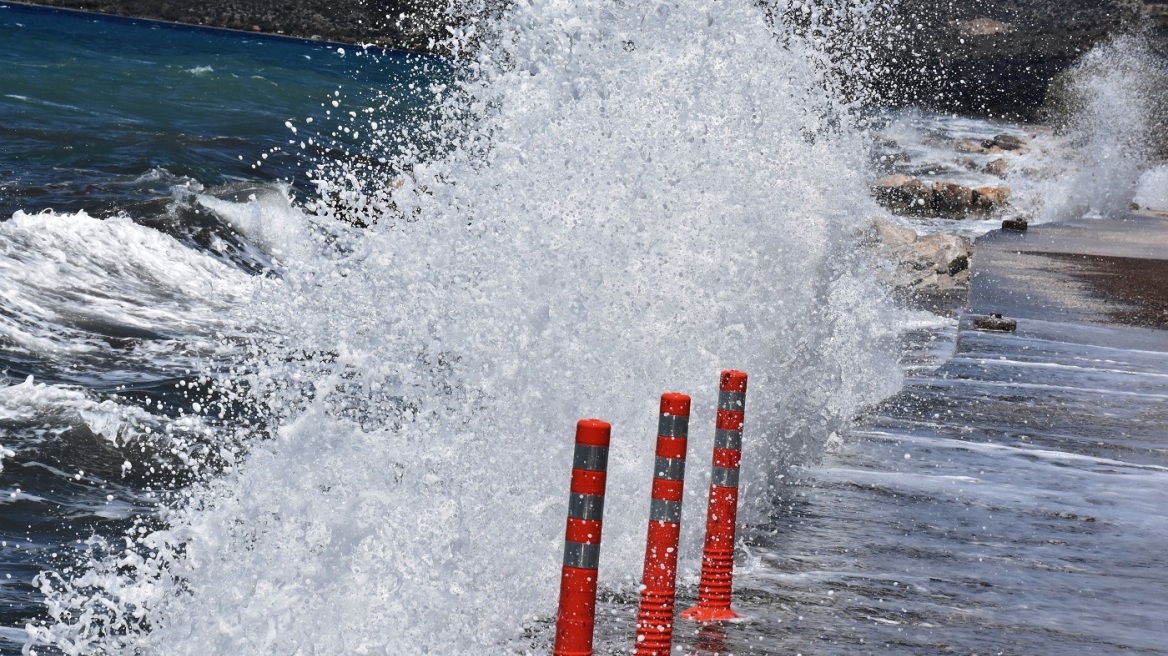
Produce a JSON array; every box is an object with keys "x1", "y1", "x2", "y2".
[
  {"x1": 0, "y1": 5, "x2": 442, "y2": 652},
  {"x1": 0, "y1": 2, "x2": 438, "y2": 218}
]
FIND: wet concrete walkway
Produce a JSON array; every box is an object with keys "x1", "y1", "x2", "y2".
[
  {"x1": 972, "y1": 210, "x2": 1168, "y2": 331},
  {"x1": 707, "y1": 213, "x2": 1168, "y2": 655}
]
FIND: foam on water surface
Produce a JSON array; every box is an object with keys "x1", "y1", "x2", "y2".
[
  {"x1": 0, "y1": 209, "x2": 256, "y2": 378},
  {"x1": 1134, "y1": 164, "x2": 1168, "y2": 211}
]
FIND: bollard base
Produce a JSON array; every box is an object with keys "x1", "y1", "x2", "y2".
[{"x1": 679, "y1": 605, "x2": 740, "y2": 622}]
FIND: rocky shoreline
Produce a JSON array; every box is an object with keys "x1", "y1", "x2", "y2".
[
  {"x1": 859, "y1": 125, "x2": 1039, "y2": 306},
  {"x1": 6, "y1": 0, "x2": 451, "y2": 51}
]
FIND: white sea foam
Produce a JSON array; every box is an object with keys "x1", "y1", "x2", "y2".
[
  {"x1": 0, "y1": 210, "x2": 255, "y2": 371},
  {"x1": 195, "y1": 186, "x2": 313, "y2": 264},
  {"x1": 1134, "y1": 164, "x2": 1168, "y2": 211},
  {"x1": 1037, "y1": 35, "x2": 1168, "y2": 221},
  {"x1": 30, "y1": 2, "x2": 904, "y2": 654},
  {"x1": 0, "y1": 376, "x2": 163, "y2": 447}
]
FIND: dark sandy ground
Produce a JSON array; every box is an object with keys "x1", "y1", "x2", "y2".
[
  {"x1": 971, "y1": 210, "x2": 1168, "y2": 332},
  {"x1": 1039, "y1": 249, "x2": 1168, "y2": 329}
]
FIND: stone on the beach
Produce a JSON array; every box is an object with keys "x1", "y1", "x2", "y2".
[
  {"x1": 973, "y1": 186, "x2": 1012, "y2": 212},
  {"x1": 955, "y1": 139, "x2": 988, "y2": 154},
  {"x1": 933, "y1": 181, "x2": 975, "y2": 216},
  {"x1": 1002, "y1": 218, "x2": 1028, "y2": 231},
  {"x1": 984, "y1": 134, "x2": 1028, "y2": 151},
  {"x1": 915, "y1": 233, "x2": 973, "y2": 274},
  {"x1": 973, "y1": 313, "x2": 1018, "y2": 332},
  {"x1": 871, "y1": 215, "x2": 919, "y2": 251},
  {"x1": 864, "y1": 218, "x2": 974, "y2": 291},
  {"x1": 873, "y1": 174, "x2": 933, "y2": 215},
  {"x1": 984, "y1": 157, "x2": 1008, "y2": 177},
  {"x1": 957, "y1": 18, "x2": 1015, "y2": 36}
]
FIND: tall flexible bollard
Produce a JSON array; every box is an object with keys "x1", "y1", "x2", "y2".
[
  {"x1": 681, "y1": 370, "x2": 748, "y2": 622},
  {"x1": 555, "y1": 419, "x2": 612, "y2": 656},
  {"x1": 634, "y1": 393, "x2": 691, "y2": 655}
]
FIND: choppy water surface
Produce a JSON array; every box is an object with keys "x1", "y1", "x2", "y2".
[
  {"x1": 1, "y1": 1, "x2": 1167, "y2": 655},
  {"x1": 0, "y1": 2, "x2": 441, "y2": 217}
]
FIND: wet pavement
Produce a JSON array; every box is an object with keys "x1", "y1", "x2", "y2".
[{"x1": 596, "y1": 213, "x2": 1168, "y2": 655}]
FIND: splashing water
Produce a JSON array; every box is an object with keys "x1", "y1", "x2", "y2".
[
  {"x1": 1040, "y1": 34, "x2": 1168, "y2": 221},
  {"x1": 28, "y1": 1, "x2": 905, "y2": 653}
]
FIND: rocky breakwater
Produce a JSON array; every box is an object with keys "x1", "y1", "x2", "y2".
[
  {"x1": 862, "y1": 132, "x2": 1028, "y2": 299},
  {"x1": 872, "y1": 133, "x2": 1023, "y2": 219},
  {"x1": 863, "y1": 217, "x2": 973, "y2": 293},
  {"x1": 873, "y1": 175, "x2": 1012, "y2": 218}
]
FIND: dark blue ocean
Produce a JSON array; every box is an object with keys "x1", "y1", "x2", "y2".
[
  {"x1": 0, "y1": 5, "x2": 443, "y2": 652},
  {"x1": 1, "y1": 2, "x2": 445, "y2": 218}
]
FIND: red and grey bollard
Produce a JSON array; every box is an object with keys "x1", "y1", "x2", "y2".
[
  {"x1": 554, "y1": 419, "x2": 612, "y2": 656},
  {"x1": 634, "y1": 393, "x2": 691, "y2": 655},
  {"x1": 681, "y1": 370, "x2": 748, "y2": 622}
]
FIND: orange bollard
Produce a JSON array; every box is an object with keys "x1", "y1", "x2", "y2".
[
  {"x1": 681, "y1": 370, "x2": 748, "y2": 622},
  {"x1": 634, "y1": 393, "x2": 691, "y2": 655},
  {"x1": 554, "y1": 419, "x2": 612, "y2": 656}
]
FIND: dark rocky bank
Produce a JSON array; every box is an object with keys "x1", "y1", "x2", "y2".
[
  {"x1": 780, "y1": 0, "x2": 1168, "y2": 120},
  {"x1": 9, "y1": 0, "x2": 454, "y2": 51},
  {"x1": 890, "y1": 0, "x2": 1168, "y2": 119}
]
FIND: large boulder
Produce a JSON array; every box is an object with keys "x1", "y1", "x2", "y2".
[
  {"x1": 973, "y1": 186, "x2": 1012, "y2": 212},
  {"x1": 873, "y1": 174, "x2": 933, "y2": 215},
  {"x1": 984, "y1": 134, "x2": 1029, "y2": 151},
  {"x1": 864, "y1": 217, "x2": 974, "y2": 290},
  {"x1": 933, "y1": 181, "x2": 975, "y2": 216},
  {"x1": 984, "y1": 157, "x2": 1008, "y2": 177}
]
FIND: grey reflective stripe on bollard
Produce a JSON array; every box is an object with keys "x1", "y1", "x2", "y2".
[
  {"x1": 717, "y1": 391, "x2": 746, "y2": 411},
  {"x1": 563, "y1": 541, "x2": 601, "y2": 569},
  {"x1": 574, "y1": 444, "x2": 609, "y2": 471},
  {"x1": 568, "y1": 493, "x2": 605, "y2": 521},
  {"x1": 711, "y1": 465, "x2": 739, "y2": 488},
  {"x1": 713, "y1": 428, "x2": 742, "y2": 450},
  {"x1": 657, "y1": 414, "x2": 689, "y2": 437},
  {"x1": 650, "y1": 498, "x2": 683, "y2": 523},
  {"x1": 654, "y1": 456, "x2": 685, "y2": 481}
]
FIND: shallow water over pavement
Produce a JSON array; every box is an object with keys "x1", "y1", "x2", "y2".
[{"x1": 591, "y1": 217, "x2": 1168, "y2": 655}]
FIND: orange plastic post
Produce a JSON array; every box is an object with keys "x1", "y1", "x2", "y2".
[
  {"x1": 554, "y1": 419, "x2": 612, "y2": 656},
  {"x1": 680, "y1": 370, "x2": 748, "y2": 622},
  {"x1": 634, "y1": 393, "x2": 691, "y2": 655}
]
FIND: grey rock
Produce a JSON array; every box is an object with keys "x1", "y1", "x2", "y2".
[
  {"x1": 864, "y1": 218, "x2": 974, "y2": 291},
  {"x1": 973, "y1": 313, "x2": 1017, "y2": 332},
  {"x1": 873, "y1": 175, "x2": 933, "y2": 216},
  {"x1": 984, "y1": 134, "x2": 1028, "y2": 151},
  {"x1": 984, "y1": 157, "x2": 1008, "y2": 177}
]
